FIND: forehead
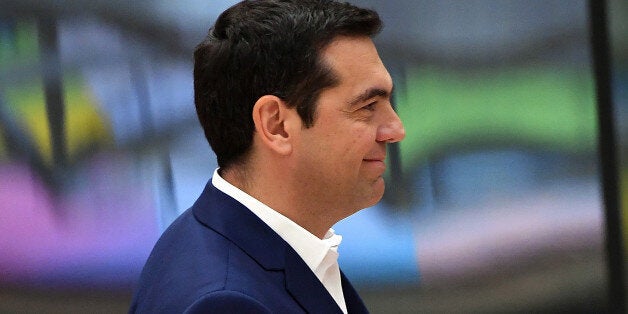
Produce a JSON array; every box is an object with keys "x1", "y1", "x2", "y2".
[{"x1": 320, "y1": 36, "x2": 393, "y2": 94}]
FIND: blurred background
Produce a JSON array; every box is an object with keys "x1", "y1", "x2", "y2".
[{"x1": 0, "y1": 0, "x2": 626, "y2": 312}]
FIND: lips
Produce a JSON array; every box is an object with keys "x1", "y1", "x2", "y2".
[
  {"x1": 363, "y1": 158, "x2": 386, "y2": 174},
  {"x1": 363, "y1": 151, "x2": 387, "y2": 175},
  {"x1": 363, "y1": 155, "x2": 386, "y2": 163}
]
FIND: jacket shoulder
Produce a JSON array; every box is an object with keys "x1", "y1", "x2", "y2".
[{"x1": 130, "y1": 208, "x2": 232, "y2": 313}]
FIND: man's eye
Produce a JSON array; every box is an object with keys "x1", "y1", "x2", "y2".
[{"x1": 363, "y1": 102, "x2": 376, "y2": 111}]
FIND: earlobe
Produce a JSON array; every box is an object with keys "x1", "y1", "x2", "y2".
[{"x1": 252, "y1": 95, "x2": 293, "y2": 155}]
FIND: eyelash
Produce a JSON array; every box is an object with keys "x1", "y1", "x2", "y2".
[{"x1": 363, "y1": 102, "x2": 376, "y2": 111}]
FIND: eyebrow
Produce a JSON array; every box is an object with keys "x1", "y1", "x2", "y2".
[{"x1": 347, "y1": 86, "x2": 394, "y2": 107}]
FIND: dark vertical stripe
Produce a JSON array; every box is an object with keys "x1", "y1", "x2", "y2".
[
  {"x1": 387, "y1": 91, "x2": 406, "y2": 209},
  {"x1": 38, "y1": 16, "x2": 67, "y2": 169},
  {"x1": 589, "y1": 0, "x2": 625, "y2": 312}
]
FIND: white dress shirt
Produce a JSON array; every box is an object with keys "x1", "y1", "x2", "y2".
[{"x1": 212, "y1": 169, "x2": 348, "y2": 313}]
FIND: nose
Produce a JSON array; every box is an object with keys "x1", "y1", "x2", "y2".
[{"x1": 376, "y1": 107, "x2": 405, "y2": 143}]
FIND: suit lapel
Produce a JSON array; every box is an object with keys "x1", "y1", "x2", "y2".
[
  {"x1": 284, "y1": 248, "x2": 343, "y2": 314},
  {"x1": 341, "y1": 270, "x2": 369, "y2": 314}
]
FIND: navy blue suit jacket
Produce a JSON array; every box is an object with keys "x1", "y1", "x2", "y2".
[{"x1": 130, "y1": 181, "x2": 369, "y2": 313}]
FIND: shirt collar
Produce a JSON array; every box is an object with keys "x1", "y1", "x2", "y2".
[{"x1": 211, "y1": 169, "x2": 342, "y2": 274}]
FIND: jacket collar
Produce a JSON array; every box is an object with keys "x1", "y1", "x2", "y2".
[
  {"x1": 192, "y1": 181, "x2": 285, "y2": 269},
  {"x1": 192, "y1": 181, "x2": 362, "y2": 313}
]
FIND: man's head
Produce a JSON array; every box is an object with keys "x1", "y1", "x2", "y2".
[{"x1": 194, "y1": 0, "x2": 382, "y2": 169}]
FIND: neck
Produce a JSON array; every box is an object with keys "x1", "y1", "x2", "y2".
[{"x1": 221, "y1": 163, "x2": 336, "y2": 239}]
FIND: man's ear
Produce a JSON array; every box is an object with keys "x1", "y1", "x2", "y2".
[{"x1": 252, "y1": 95, "x2": 295, "y2": 156}]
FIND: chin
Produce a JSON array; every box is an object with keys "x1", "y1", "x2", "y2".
[
  {"x1": 372, "y1": 178, "x2": 386, "y2": 201},
  {"x1": 350, "y1": 178, "x2": 385, "y2": 210},
  {"x1": 364, "y1": 189, "x2": 385, "y2": 208}
]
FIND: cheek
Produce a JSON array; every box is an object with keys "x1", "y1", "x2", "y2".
[
  {"x1": 333, "y1": 128, "x2": 375, "y2": 171},
  {"x1": 345, "y1": 126, "x2": 375, "y2": 153},
  {"x1": 308, "y1": 121, "x2": 375, "y2": 167}
]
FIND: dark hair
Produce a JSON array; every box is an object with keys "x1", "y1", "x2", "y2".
[{"x1": 194, "y1": 0, "x2": 382, "y2": 169}]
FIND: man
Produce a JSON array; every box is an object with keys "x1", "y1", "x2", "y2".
[{"x1": 130, "y1": 0, "x2": 405, "y2": 313}]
